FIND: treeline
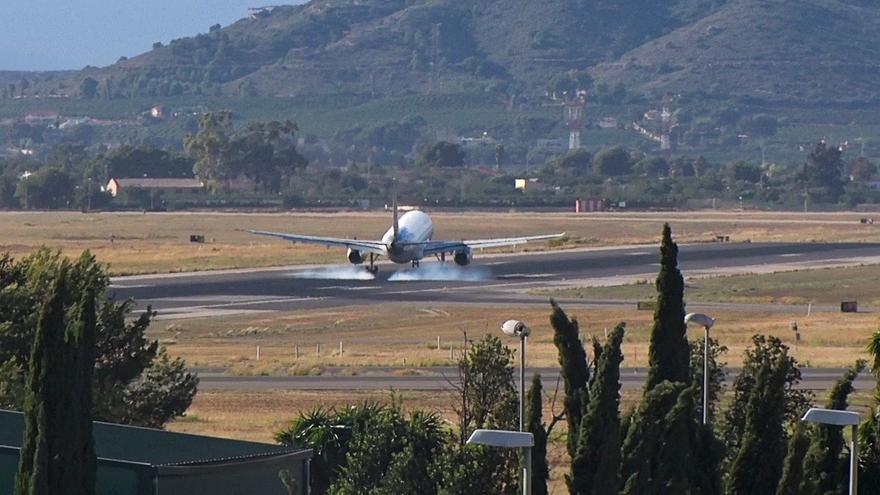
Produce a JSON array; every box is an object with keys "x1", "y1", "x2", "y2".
[
  {"x1": 1, "y1": 109, "x2": 878, "y2": 210},
  {"x1": 280, "y1": 225, "x2": 880, "y2": 494},
  {"x1": 540, "y1": 141, "x2": 880, "y2": 208}
]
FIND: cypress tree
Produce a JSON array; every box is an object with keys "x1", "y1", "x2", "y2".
[
  {"x1": 776, "y1": 423, "x2": 810, "y2": 495},
  {"x1": 569, "y1": 323, "x2": 624, "y2": 495},
  {"x1": 15, "y1": 257, "x2": 98, "y2": 495},
  {"x1": 525, "y1": 374, "x2": 548, "y2": 495},
  {"x1": 549, "y1": 300, "x2": 590, "y2": 458},
  {"x1": 16, "y1": 263, "x2": 68, "y2": 495},
  {"x1": 646, "y1": 223, "x2": 690, "y2": 391},
  {"x1": 726, "y1": 355, "x2": 789, "y2": 495},
  {"x1": 801, "y1": 360, "x2": 866, "y2": 495},
  {"x1": 620, "y1": 381, "x2": 686, "y2": 495}
]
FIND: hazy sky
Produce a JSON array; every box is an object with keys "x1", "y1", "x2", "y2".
[{"x1": 0, "y1": 1, "x2": 305, "y2": 71}]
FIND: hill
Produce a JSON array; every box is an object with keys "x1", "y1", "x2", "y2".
[
  {"x1": 47, "y1": 1, "x2": 718, "y2": 99},
  {"x1": 593, "y1": 0, "x2": 880, "y2": 105}
]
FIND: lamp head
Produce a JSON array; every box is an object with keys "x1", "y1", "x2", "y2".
[
  {"x1": 684, "y1": 313, "x2": 714, "y2": 329},
  {"x1": 501, "y1": 320, "x2": 530, "y2": 337}
]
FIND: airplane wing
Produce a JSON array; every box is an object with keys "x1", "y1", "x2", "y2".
[
  {"x1": 246, "y1": 230, "x2": 388, "y2": 256},
  {"x1": 419, "y1": 233, "x2": 566, "y2": 256}
]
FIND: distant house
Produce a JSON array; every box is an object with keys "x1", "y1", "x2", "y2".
[{"x1": 106, "y1": 178, "x2": 204, "y2": 197}]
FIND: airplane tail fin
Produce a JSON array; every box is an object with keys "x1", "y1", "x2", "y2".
[{"x1": 391, "y1": 181, "x2": 400, "y2": 241}]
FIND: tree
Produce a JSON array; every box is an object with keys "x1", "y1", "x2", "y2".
[
  {"x1": 801, "y1": 361, "x2": 866, "y2": 494},
  {"x1": 726, "y1": 351, "x2": 791, "y2": 495},
  {"x1": 620, "y1": 381, "x2": 690, "y2": 494},
  {"x1": 726, "y1": 160, "x2": 762, "y2": 183},
  {"x1": 720, "y1": 336, "x2": 812, "y2": 471},
  {"x1": 418, "y1": 141, "x2": 466, "y2": 168},
  {"x1": 15, "y1": 253, "x2": 98, "y2": 495},
  {"x1": 776, "y1": 424, "x2": 811, "y2": 495},
  {"x1": 277, "y1": 402, "x2": 444, "y2": 495},
  {"x1": 495, "y1": 144, "x2": 505, "y2": 170},
  {"x1": 635, "y1": 156, "x2": 669, "y2": 177},
  {"x1": 742, "y1": 114, "x2": 778, "y2": 137},
  {"x1": 550, "y1": 300, "x2": 590, "y2": 458},
  {"x1": 552, "y1": 149, "x2": 592, "y2": 177},
  {"x1": 592, "y1": 146, "x2": 633, "y2": 176},
  {"x1": 14, "y1": 168, "x2": 75, "y2": 209},
  {"x1": 0, "y1": 249, "x2": 197, "y2": 428},
  {"x1": 94, "y1": 145, "x2": 194, "y2": 180},
  {"x1": 79, "y1": 77, "x2": 99, "y2": 99},
  {"x1": 231, "y1": 120, "x2": 307, "y2": 193},
  {"x1": 646, "y1": 224, "x2": 690, "y2": 390},
  {"x1": 850, "y1": 157, "x2": 877, "y2": 183},
  {"x1": 800, "y1": 141, "x2": 846, "y2": 203},
  {"x1": 184, "y1": 111, "x2": 236, "y2": 190},
  {"x1": 439, "y1": 334, "x2": 519, "y2": 494},
  {"x1": 690, "y1": 337, "x2": 727, "y2": 423},
  {"x1": 569, "y1": 323, "x2": 625, "y2": 495},
  {"x1": 525, "y1": 374, "x2": 549, "y2": 495}
]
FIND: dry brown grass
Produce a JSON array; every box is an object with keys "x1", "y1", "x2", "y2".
[
  {"x1": 4, "y1": 210, "x2": 880, "y2": 274},
  {"x1": 153, "y1": 302, "x2": 877, "y2": 370}
]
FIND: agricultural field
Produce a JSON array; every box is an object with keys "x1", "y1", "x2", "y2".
[{"x1": 4, "y1": 209, "x2": 880, "y2": 275}]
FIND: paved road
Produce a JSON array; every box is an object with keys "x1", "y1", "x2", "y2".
[
  {"x1": 110, "y1": 242, "x2": 880, "y2": 319},
  {"x1": 195, "y1": 366, "x2": 875, "y2": 392}
]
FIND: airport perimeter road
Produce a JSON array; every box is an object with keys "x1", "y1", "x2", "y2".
[
  {"x1": 195, "y1": 367, "x2": 875, "y2": 392},
  {"x1": 109, "y1": 242, "x2": 880, "y2": 319}
]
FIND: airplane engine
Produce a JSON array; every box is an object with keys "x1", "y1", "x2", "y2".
[
  {"x1": 347, "y1": 248, "x2": 364, "y2": 265},
  {"x1": 453, "y1": 249, "x2": 472, "y2": 266}
]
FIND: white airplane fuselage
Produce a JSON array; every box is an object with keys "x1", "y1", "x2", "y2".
[{"x1": 381, "y1": 210, "x2": 434, "y2": 263}]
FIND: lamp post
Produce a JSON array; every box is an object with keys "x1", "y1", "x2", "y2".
[
  {"x1": 20, "y1": 170, "x2": 31, "y2": 209},
  {"x1": 468, "y1": 429, "x2": 534, "y2": 495},
  {"x1": 684, "y1": 313, "x2": 715, "y2": 425},
  {"x1": 501, "y1": 319, "x2": 530, "y2": 432},
  {"x1": 802, "y1": 408, "x2": 860, "y2": 495}
]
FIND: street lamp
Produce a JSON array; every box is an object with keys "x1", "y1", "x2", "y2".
[
  {"x1": 802, "y1": 408, "x2": 861, "y2": 495},
  {"x1": 468, "y1": 429, "x2": 534, "y2": 495},
  {"x1": 501, "y1": 319, "x2": 530, "y2": 432},
  {"x1": 684, "y1": 313, "x2": 715, "y2": 425}
]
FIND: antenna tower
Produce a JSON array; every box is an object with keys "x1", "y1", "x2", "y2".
[{"x1": 565, "y1": 90, "x2": 587, "y2": 149}]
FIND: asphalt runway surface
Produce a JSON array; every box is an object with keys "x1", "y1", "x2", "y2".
[
  {"x1": 110, "y1": 242, "x2": 880, "y2": 319},
  {"x1": 194, "y1": 366, "x2": 875, "y2": 393}
]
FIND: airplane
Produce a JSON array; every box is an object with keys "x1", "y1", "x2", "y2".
[{"x1": 247, "y1": 198, "x2": 565, "y2": 274}]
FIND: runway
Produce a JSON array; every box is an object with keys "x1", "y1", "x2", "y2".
[{"x1": 110, "y1": 242, "x2": 880, "y2": 319}]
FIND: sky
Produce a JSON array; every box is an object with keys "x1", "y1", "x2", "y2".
[{"x1": 0, "y1": 1, "x2": 305, "y2": 71}]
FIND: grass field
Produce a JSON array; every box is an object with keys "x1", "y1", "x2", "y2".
[
  {"x1": 4, "y1": 210, "x2": 880, "y2": 275},
  {"x1": 545, "y1": 263, "x2": 880, "y2": 307},
  {"x1": 152, "y1": 300, "x2": 877, "y2": 371}
]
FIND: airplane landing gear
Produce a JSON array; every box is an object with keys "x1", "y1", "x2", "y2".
[
  {"x1": 367, "y1": 253, "x2": 379, "y2": 275},
  {"x1": 412, "y1": 259, "x2": 420, "y2": 268}
]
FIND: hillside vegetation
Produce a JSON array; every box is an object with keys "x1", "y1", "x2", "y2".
[{"x1": 20, "y1": 0, "x2": 873, "y2": 106}]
